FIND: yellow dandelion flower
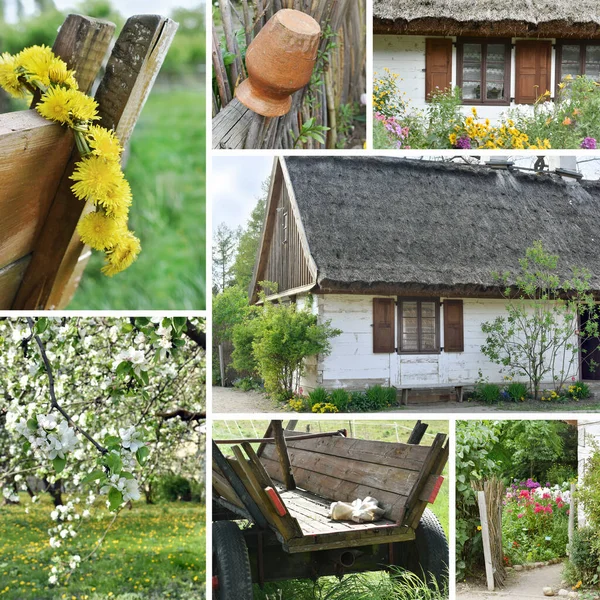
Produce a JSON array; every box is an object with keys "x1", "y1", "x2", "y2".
[
  {"x1": 0, "y1": 52, "x2": 24, "y2": 98},
  {"x1": 67, "y1": 89, "x2": 99, "y2": 122},
  {"x1": 101, "y1": 231, "x2": 141, "y2": 276},
  {"x1": 36, "y1": 86, "x2": 73, "y2": 124},
  {"x1": 86, "y1": 125, "x2": 123, "y2": 161},
  {"x1": 101, "y1": 177, "x2": 132, "y2": 219},
  {"x1": 77, "y1": 211, "x2": 125, "y2": 251},
  {"x1": 16, "y1": 45, "x2": 54, "y2": 86},
  {"x1": 70, "y1": 156, "x2": 125, "y2": 205},
  {"x1": 48, "y1": 57, "x2": 78, "y2": 89}
]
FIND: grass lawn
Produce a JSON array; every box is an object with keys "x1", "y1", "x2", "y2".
[
  {"x1": 70, "y1": 84, "x2": 206, "y2": 310},
  {"x1": 0, "y1": 494, "x2": 205, "y2": 600}
]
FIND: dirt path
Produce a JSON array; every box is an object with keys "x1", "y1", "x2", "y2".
[
  {"x1": 457, "y1": 563, "x2": 566, "y2": 599},
  {"x1": 212, "y1": 386, "x2": 282, "y2": 413}
]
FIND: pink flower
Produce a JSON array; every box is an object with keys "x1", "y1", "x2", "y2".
[
  {"x1": 543, "y1": 493, "x2": 551, "y2": 499},
  {"x1": 556, "y1": 497, "x2": 563, "y2": 503},
  {"x1": 517, "y1": 513, "x2": 524, "y2": 519},
  {"x1": 545, "y1": 506, "x2": 553, "y2": 514},
  {"x1": 519, "y1": 490, "x2": 530, "y2": 499}
]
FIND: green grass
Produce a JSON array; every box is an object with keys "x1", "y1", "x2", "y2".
[
  {"x1": 213, "y1": 419, "x2": 449, "y2": 536},
  {"x1": 0, "y1": 494, "x2": 205, "y2": 600},
  {"x1": 70, "y1": 85, "x2": 206, "y2": 310}
]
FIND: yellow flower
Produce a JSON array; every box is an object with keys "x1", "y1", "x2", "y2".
[
  {"x1": 101, "y1": 177, "x2": 132, "y2": 219},
  {"x1": 101, "y1": 231, "x2": 141, "y2": 276},
  {"x1": 471, "y1": 107, "x2": 478, "y2": 117},
  {"x1": 0, "y1": 52, "x2": 23, "y2": 97},
  {"x1": 70, "y1": 156, "x2": 125, "y2": 205},
  {"x1": 465, "y1": 116, "x2": 474, "y2": 126},
  {"x1": 77, "y1": 211, "x2": 125, "y2": 251},
  {"x1": 48, "y1": 57, "x2": 78, "y2": 89},
  {"x1": 449, "y1": 133, "x2": 457, "y2": 144},
  {"x1": 15, "y1": 45, "x2": 54, "y2": 86},
  {"x1": 477, "y1": 525, "x2": 482, "y2": 531},
  {"x1": 86, "y1": 125, "x2": 123, "y2": 161},
  {"x1": 67, "y1": 89, "x2": 99, "y2": 122},
  {"x1": 36, "y1": 86, "x2": 73, "y2": 124}
]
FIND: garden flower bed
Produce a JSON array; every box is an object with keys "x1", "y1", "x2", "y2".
[
  {"x1": 503, "y1": 479, "x2": 571, "y2": 566},
  {"x1": 373, "y1": 69, "x2": 600, "y2": 150}
]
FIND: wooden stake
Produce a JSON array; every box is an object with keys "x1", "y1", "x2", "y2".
[
  {"x1": 478, "y1": 490, "x2": 495, "y2": 592},
  {"x1": 272, "y1": 420, "x2": 296, "y2": 490}
]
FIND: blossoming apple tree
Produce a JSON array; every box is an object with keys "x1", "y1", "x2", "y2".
[{"x1": 0, "y1": 316, "x2": 206, "y2": 586}]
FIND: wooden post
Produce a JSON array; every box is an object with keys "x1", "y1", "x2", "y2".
[
  {"x1": 568, "y1": 482, "x2": 576, "y2": 550},
  {"x1": 478, "y1": 490, "x2": 495, "y2": 592},
  {"x1": 12, "y1": 15, "x2": 178, "y2": 310},
  {"x1": 407, "y1": 420, "x2": 428, "y2": 445},
  {"x1": 218, "y1": 344, "x2": 226, "y2": 387},
  {"x1": 272, "y1": 420, "x2": 296, "y2": 490}
]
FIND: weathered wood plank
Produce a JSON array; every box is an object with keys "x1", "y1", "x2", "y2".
[
  {"x1": 0, "y1": 113, "x2": 72, "y2": 276},
  {"x1": 0, "y1": 256, "x2": 30, "y2": 308},
  {"x1": 211, "y1": 98, "x2": 252, "y2": 149},
  {"x1": 13, "y1": 16, "x2": 178, "y2": 309}
]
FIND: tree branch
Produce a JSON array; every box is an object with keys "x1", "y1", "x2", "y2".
[
  {"x1": 184, "y1": 319, "x2": 206, "y2": 350},
  {"x1": 26, "y1": 318, "x2": 108, "y2": 455},
  {"x1": 156, "y1": 408, "x2": 206, "y2": 422}
]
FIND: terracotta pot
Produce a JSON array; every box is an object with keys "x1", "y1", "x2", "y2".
[{"x1": 236, "y1": 9, "x2": 321, "y2": 117}]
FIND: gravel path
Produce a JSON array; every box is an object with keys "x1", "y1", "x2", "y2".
[
  {"x1": 212, "y1": 386, "x2": 282, "y2": 413},
  {"x1": 457, "y1": 563, "x2": 566, "y2": 599}
]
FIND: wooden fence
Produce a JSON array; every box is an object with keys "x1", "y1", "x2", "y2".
[
  {"x1": 0, "y1": 14, "x2": 177, "y2": 310},
  {"x1": 212, "y1": 0, "x2": 365, "y2": 149}
]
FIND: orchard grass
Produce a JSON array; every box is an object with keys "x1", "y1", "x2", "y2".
[
  {"x1": 70, "y1": 84, "x2": 206, "y2": 310},
  {"x1": 212, "y1": 419, "x2": 449, "y2": 536},
  {"x1": 0, "y1": 494, "x2": 206, "y2": 600}
]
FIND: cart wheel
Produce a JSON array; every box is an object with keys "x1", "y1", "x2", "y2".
[
  {"x1": 213, "y1": 521, "x2": 253, "y2": 600},
  {"x1": 414, "y1": 508, "x2": 448, "y2": 590}
]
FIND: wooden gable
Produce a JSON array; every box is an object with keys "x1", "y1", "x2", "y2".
[{"x1": 249, "y1": 157, "x2": 317, "y2": 304}]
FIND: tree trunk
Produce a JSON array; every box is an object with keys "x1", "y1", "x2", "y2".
[
  {"x1": 44, "y1": 478, "x2": 63, "y2": 507},
  {"x1": 144, "y1": 482, "x2": 154, "y2": 504}
]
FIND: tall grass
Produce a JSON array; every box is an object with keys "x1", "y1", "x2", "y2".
[
  {"x1": 70, "y1": 84, "x2": 206, "y2": 310},
  {"x1": 254, "y1": 569, "x2": 447, "y2": 600}
]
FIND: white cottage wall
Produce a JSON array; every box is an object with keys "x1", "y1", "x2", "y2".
[
  {"x1": 302, "y1": 294, "x2": 580, "y2": 391},
  {"x1": 374, "y1": 35, "x2": 555, "y2": 123}
]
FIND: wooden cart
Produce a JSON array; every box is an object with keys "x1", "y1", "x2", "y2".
[{"x1": 212, "y1": 420, "x2": 449, "y2": 598}]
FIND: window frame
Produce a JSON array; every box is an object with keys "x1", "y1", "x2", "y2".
[
  {"x1": 555, "y1": 40, "x2": 600, "y2": 96},
  {"x1": 457, "y1": 38, "x2": 512, "y2": 106},
  {"x1": 397, "y1": 297, "x2": 441, "y2": 355}
]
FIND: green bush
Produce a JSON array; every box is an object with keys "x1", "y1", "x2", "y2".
[
  {"x1": 365, "y1": 385, "x2": 395, "y2": 410},
  {"x1": 233, "y1": 377, "x2": 261, "y2": 392},
  {"x1": 568, "y1": 381, "x2": 591, "y2": 400},
  {"x1": 158, "y1": 475, "x2": 192, "y2": 502},
  {"x1": 506, "y1": 381, "x2": 529, "y2": 402},
  {"x1": 546, "y1": 464, "x2": 577, "y2": 486},
  {"x1": 329, "y1": 388, "x2": 350, "y2": 411},
  {"x1": 474, "y1": 382, "x2": 502, "y2": 404},
  {"x1": 307, "y1": 387, "x2": 329, "y2": 408},
  {"x1": 568, "y1": 527, "x2": 600, "y2": 586}
]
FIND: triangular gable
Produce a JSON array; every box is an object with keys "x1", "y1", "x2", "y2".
[{"x1": 249, "y1": 157, "x2": 318, "y2": 304}]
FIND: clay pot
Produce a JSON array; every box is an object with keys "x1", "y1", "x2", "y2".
[{"x1": 236, "y1": 9, "x2": 321, "y2": 117}]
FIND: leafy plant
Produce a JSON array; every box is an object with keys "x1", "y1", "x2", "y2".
[
  {"x1": 307, "y1": 387, "x2": 329, "y2": 408},
  {"x1": 365, "y1": 385, "x2": 396, "y2": 410},
  {"x1": 506, "y1": 381, "x2": 529, "y2": 402},
  {"x1": 474, "y1": 382, "x2": 502, "y2": 404},
  {"x1": 567, "y1": 527, "x2": 600, "y2": 586},
  {"x1": 290, "y1": 117, "x2": 330, "y2": 148},
  {"x1": 329, "y1": 388, "x2": 350, "y2": 411}
]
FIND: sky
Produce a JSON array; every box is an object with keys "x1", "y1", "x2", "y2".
[
  {"x1": 6, "y1": 0, "x2": 203, "y2": 21},
  {"x1": 212, "y1": 156, "x2": 273, "y2": 231},
  {"x1": 211, "y1": 155, "x2": 600, "y2": 234}
]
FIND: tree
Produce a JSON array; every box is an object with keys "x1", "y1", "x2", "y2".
[
  {"x1": 232, "y1": 178, "x2": 269, "y2": 290},
  {"x1": 481, "y1": 241, "x2": 599, "y2": 400},
  {"x1": 0, "y1": 317, "x2": 205, "y2": 587},
  {"x1": 232, "y1": 291, "x2": 341, "y2": 400},
  {"x1": 212, "y1": 222, "x2": 239, "y2": 293}
]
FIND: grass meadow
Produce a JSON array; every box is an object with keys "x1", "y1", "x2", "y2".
[
  {"x1": 70, "y1": 84, "x2": 206, "y2": 310},
  {"x1": 213, "y1": 419, "x2": 450, "y2": 599},
  {"x1": 0, "y1": 494, "x2": 205, "y2": 600}
]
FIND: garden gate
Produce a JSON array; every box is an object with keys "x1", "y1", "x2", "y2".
[{"x1": 0, "y1": 13, "x2": 177, "y2": 310}]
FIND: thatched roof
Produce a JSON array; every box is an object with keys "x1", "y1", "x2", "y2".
[
  {"x1": 285, "y1": 157, "x2": 600, "y2": 296},
  {"x1": 374, "y1": 0, "x2": 600, "y2": 37}
]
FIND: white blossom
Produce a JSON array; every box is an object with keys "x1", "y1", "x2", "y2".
[{"x1": 119, "y1": 427, "x2": 144, "y2": 452}]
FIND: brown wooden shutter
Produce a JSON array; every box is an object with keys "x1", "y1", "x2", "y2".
[
  {"x1": 373, "y1": 298, "x2": 395, "y2": 354},
  {"x1": 515, "y1": 41, "x2": 552, "y2": 104},
  {"x1": 444, "y1": 300, "x2": 464, "y2": 353},
  {"x1": 425, "y1": 38, "x2": 452, "y2": 101}
]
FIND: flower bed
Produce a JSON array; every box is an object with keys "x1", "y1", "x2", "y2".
[
  {"x1": 503, "y1": 479, "x2": 571, "y2": 565},
  {"x1": 373, "y1": 69, "x2": 600, "y2": 150}
]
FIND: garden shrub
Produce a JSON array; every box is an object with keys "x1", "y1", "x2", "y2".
[
  {"x1": 233, "y1": 377, "x2": 261, "y2": 392},
  {"x1": 474, "y1": 382, "x2": 502, "y2": 404},
  {"x1": 546, "y1": 463, "x2": 577, "y2": 486},
  {"x1": 568, "y1": 527, "x2": 600, "y2": 586},
  {"x1": 506, "y1": 381, "x2": 528, "y2": 402},
  {"x1": 158, "y1": 475, "x2": 192, "y2": 502},
  {"x1": 503, "y1": 480, "x2": 570, "y2": 565},
  {"x1": 307, "y1": 387, "x2": 329, "y2": 408},
  {"x1": 329, "y1": 388, "x2": 350, "y2": 411},
  {"x1": 365, "y1": 385, "x2": 395, "y2": 410}
]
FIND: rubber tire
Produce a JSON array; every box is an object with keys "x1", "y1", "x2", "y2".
[
  {"x1": 213, "y1": 521, "x2": 253, "y2": 600},
  {"x1": 413, "y1": 508, "x2": 449, "y2": 591}
]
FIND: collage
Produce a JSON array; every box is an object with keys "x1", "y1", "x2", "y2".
[{"x1": 2, "y1": 0, "x2": 600, "y2": 599}]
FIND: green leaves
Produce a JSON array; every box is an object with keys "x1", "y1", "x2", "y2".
[
  {"x1": 106, "y1": 451, "x2": 122, "y2": 475},
  {"x1": 116, "y1": 361, "x2": 132, "y2": 377},
  {"x1": 290, "y1": 117, "x2": 330, "y2": 148},
  {"x1": 82, "y1": 470, "x2": 106, "y2": 484},
  {"x1": 26, "y1": 418, "x2": 38, "y2": 432},
  {"x1": 108, "y1": 487, "x2": 123, "y2": 511},
  {"x1": 136, "y1": 446, "x2": 149, "y2": 466},
  {"x1": 34, "y1": 318, "x2": 49, "y2": 334},
  {"x1": 52, "y1": 457, "x2": 66, "y2": 473}
]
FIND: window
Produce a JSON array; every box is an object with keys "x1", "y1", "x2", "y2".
[
  {"x1": 557, "y1": 42, "x2": 600, "y2": 84},
  {"x1": 397, "y1": 298, "x2": 440, "y2": 354},
  {"x1": 457, "y1": 39, "x2": 511, "y2": 105}
]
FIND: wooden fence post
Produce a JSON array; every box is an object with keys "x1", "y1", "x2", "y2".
[
  {"x1": 478, "y1": 490, "x2": 495, "y2": 592},
  {"x1": 12, "y1": 15, "x2": 178, "y2": 309}
]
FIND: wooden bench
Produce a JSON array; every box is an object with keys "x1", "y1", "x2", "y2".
[
  {"x1": 0, "y1": 14, "x2": 177, "y2": 310},
  {"x1": 397, "y1": 383, "x2": 466, "y2": 406}
]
